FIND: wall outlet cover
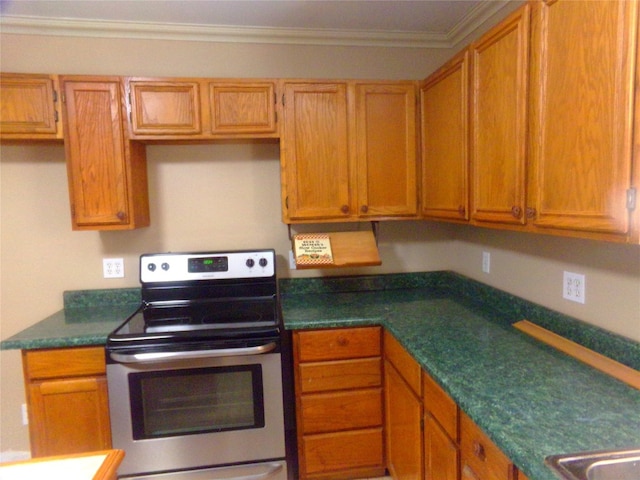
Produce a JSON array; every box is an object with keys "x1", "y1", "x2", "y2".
[{"x1": 563, "y1": 271, "x2": 585, "y2": 304}]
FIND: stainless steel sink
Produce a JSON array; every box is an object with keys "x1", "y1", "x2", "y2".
[{"x1": 545, "y1": 448, "x2": 640, "y2": 480}]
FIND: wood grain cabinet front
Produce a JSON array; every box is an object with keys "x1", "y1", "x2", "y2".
[
  {"x1": 280, "y1": 80, "x2": 419, "y2": 223},
  {"x1": 423, "y1": 371, "x2": 459, "y2": 480},
  {"x1": 460, "y1": 411, "x2": 517, "y2": 480},
  {"x1": 384, "y1": 331, "x2": 423, "y2": 480},
  {"x1": 293, "y1": 326, "x2": 385, "y2": 480},
  {"x1": 126, "y1": 77, "x2": 279, "y2": 139},
  {"x1": 22, "y1": 346, "x2": 112, "y2": 458},
  {"x1": 0, "y1": 73, "x2": 63, "y2": 140},
  {"x1": 469, "y1": 4, "x2": 530, "y2": 227},
  {"x1": 61, "y1": 76, "x2": 149, "y2": 230},
  {"x1": 420, "y1": 49, "x2": 470, "y2": 222},
  {"x1": 528, "y1": 0, "x2": 639, "y2": 241}
]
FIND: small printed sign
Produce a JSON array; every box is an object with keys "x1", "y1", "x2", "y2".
[{"x1": 293, "y1": 234, "x2": 334, "y2": 266}]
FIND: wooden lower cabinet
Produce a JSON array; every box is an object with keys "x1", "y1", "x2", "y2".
[
  {"x1": 22, "y1": 346, "x2": 111, "y2": 457},
  {"x1": 384, "y1": 331, "x2": 423, "y2": 480},
  {"x1": 293, "y1": 326, "x2": 385, "y2": 479},
  {"x1": 384, "y1": 335, "x2": 530, "y2": 480},
  {"x1": 423, "y1": 372, "x2": 459, "y2": 480},
  {"x1": 460, "y1": 411, "x2": 518, "y2": 480}
]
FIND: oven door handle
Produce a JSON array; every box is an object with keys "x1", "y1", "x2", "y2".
[{"x1": 109, "y1": 342, "x2": 277, "y2": 364}]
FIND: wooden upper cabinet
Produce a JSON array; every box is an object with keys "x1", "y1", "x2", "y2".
[
  {"x1": 470, "y1": 5, "x2": 530, "y2": 226},
  {"x1": 128, "y1": 79, "x2": 202, "y2": 136},
  {"x1": 210, "y1": 81, "x2": 276, "y2": 134},
  {"x1": 61, "y1": 76, "x2": 149, "y2": 230},
  {"x1": 0, "y1": 73, "x2": 63, "y2": 140},
  {"x1": 281, "y1": 80, "x2": 419, "y2": 223},
  {"x1": 355, "y1": 82, "x2": 418, "y2": 218},
  {"x1": 126, "y1": 78, "x2": 278, "y2": 139},
  {"x1": 421, "y1": 50, "x2": 470, "y2": 222},
  {"x1": 281, "y1": 81, "x2": 351, "y2": 222},
  {"x1": 528, "y1": 0, "x2": 638, "y2": 238}
]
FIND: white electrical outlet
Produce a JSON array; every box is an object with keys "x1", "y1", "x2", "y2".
[
  {"x1": 482, "y1": 251, "x2": 491, "y2": 274},
  {"x1": 563, "y1": 271, "x2": 585, "y2": 304},
  {"x1": 103, "y1": 258, "x2": 125, "y2": 278}
]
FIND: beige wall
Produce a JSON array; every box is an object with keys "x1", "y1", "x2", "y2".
[{"x1": 1, "y1": 6, "x2": 639, "y2": 453}]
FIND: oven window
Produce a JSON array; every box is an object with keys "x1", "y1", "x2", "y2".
[{"x1": 128, "y1": 364, "x2": 265, "y2": 439}]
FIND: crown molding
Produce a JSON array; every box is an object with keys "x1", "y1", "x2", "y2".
[{"x1": 0, "y1": 2, "x2": 513, "y2": 49}]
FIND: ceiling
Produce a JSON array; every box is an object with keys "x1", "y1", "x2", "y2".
[{"x1": 0, "y1": 0, "x2": 520, "y2": 48}]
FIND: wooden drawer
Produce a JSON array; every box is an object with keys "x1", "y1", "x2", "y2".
[
  {"x1": 295, "y1": 327, "x2": 381, "y2": 362},
  {"x1": 460, "y1": 411, "x2": 516, "y2": 480},
  {"x1": 302, "y1": 428, "x2": 385, "y2": 476},
  {"x1": 298, "y1": 357, "x2": 381, "y2": 393},
  {"x1": 300, "y1": 388, "x2": 383, "y2": 434},
  {"x1": 423, "y1": 370, "x2": 459, "y2": 441},
  {"x1": 384, "y1": 330, "x2": 421, "y2": 395},
  {"x1": 23, "y1": 347, "x2": 106, "y2": 381}
]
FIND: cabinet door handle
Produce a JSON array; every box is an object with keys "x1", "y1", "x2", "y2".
[
  {"x1": 341, "y1": 205, "x2": 349, "y2": 214},
  {"x1": 116, "y1": 211, "x2": 126, "y2": 221},
  {"x1": 526, "y1": 207, "x2": 536, "y2": 218},
  {"x1": 473, "y1": 440, "x2": 486, "y2": 461},
  {"x1": 361, "y1": 205, "x2": 369, "y2": 213},
  {"x1": 511, "y1": 205, "x2": 522, "y2": 218},
  {"x1": 458, "y1": 205, "x2": 466, "y2": 216}
]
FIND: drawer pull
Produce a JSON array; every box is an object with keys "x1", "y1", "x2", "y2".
[
  {"x1": 337, "y1": 337, "x2": 349, "y2": 347},
  {"x1": 473, "y1": 440, "x2": 486, "y2": 461}
]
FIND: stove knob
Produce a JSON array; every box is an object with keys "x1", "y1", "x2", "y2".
[
  {"x1": 161, "y1": 262, "x2": 170, "y2": 271},
  {"x1": 147, "y1": 263, "x2": 156, "y2": 272},
  {"x1": 246, "y1": 258, "x2": 255, "y2": 268},
  {"x1": 259, "y1": 258, "x2": 268, "y2": 268}
]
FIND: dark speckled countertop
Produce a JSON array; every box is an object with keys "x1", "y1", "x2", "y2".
[
  {"x1": 2, "y1": 272, "x2": 638, "y2": 480},
  {"x1": 0, "y1": 288, "x2": 140, "y2": 350},
  {"x1": 279, "y1": 271, "x2": 640, "y2": 480}
]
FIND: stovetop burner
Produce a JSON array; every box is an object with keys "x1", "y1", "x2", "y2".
[{"x1": 107, "y1": 249, "x2": 281, "y2": 353}]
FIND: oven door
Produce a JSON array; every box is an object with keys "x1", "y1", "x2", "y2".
[{"x1": 107, "y1": 347, "x2": 286, "y2": 478}]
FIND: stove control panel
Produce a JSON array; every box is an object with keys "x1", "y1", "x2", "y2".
[{"x1": 140, "y1": 249, "x2": 275, "y2": 283}]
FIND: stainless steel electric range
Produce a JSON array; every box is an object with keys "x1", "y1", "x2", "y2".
[{"x1": 106, "y1": 249, "x2": 296, "y2": 480}]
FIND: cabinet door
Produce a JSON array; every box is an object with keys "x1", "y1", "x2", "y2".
[
  {"x1": 0, "y1": 73, "x2": 62, "y2": 139},
  {"x1": 28, "y1": 376, "x2": 112, "y2": 457},
  {"x1": 460, "y1": 412, "x2": 517, "y2": 480},
  {"x1": 470, "y1": 5, "x2": 530, "y2": 225},
  {"x1": 355, "y1": 82, "x2": 418, "y2": 217},
  {"x1": 528, "y1": 0, "x2": 637, "y2": 235},
  {"x1": 421, "y1": 50, "x2": 470, "y2": 221},
  {"x1": 128, "y1": 79, "x2": 202, "y2": 136},
  {"x1": 281, "y1": 82, "x2": 351, "y2": 221},
  {"x1": 62, "y1": 77, "x2": 149, "y2": 230},
  {"x1": 210, "y1": 81, "x2": 277, "y2": 135},
  {"x1": 425, "y1": 414, "x2": 458, "y2": 480},
  {"x1": 385, "y1": 360, "x2": 423, "y2": 480}
]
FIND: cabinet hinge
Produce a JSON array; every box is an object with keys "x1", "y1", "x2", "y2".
[
  {"x1": 52, "y1": 90, "x2": 58, "y2": 103},
  {"x1": 54, "y1": 110, "x2": 59, "y2": 123},
  {"x1": 627, "y1": 188, "x2": 637, "y2": 211},
  {"x1": 420, "y1": 417, "x2": 425, "y2": 432},
  {"x1": 282, "y1": 94, "x2": 285, "y2": 106},
  {"x1": 60, "y1": 92, "x2": 66, "y2": 104}
]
